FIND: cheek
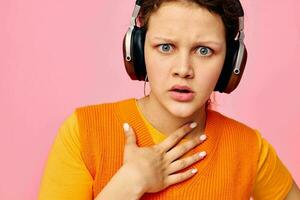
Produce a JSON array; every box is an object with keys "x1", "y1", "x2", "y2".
[
  {"x1": 195, "y1": 58, "x2": 225, "y2": 88},
  {"x1": 145, "y1": 47, "x2": 169, "y2": 82},
  {"x1": 210, "y1": 52, "x2": 226, "y2": 76}
]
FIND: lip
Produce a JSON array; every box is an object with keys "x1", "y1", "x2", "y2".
[
  {"x1": 169, "y1": 85, "x2": 195, "y2": 102},
  {"x1": 169, "y1": 91, "x2": 195, "y2": 102},
  {"x1": 169, "y1": 85, "x2": 194, "y2": 93}
]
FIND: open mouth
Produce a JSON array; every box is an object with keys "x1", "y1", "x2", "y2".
[
  {"x1": 169, "y1": 89, "x2": 195, "y2": 102},
  {"x1": 172, "y1": 89, "x2": 192, "y2": 93}
]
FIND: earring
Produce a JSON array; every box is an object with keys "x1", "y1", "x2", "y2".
[{"x1": 144, "y1": 74, "x2": 148, "y2": 97}]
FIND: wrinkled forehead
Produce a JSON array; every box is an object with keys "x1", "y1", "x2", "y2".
[{"x1": 146, "y1": 1, "x2": 226, "y2": 44}]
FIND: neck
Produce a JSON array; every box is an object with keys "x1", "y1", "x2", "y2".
[{"x1": 136, "y1": 94, "x2": 207, "y2": 140}]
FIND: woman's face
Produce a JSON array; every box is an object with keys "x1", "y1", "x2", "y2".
[{"x1": 144, "y1": 1, "x2": 226, "y2": 118}]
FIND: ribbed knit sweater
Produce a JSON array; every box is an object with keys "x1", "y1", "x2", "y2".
[
  {"x1": 75, "y1": 98, "x2": 292, "y2": 199},
  {"x1": 39, "y1": 98, "x2": 293, "y2": 199}
]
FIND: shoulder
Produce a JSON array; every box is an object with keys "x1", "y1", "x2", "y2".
[
  {"x1": 74, "y1": 98, "x2": 131, "y2": 119},
  {"x1": 251, "y1": 129, "x2": 294, "y2": 199},
  {"x1": 42, "y1": 110, "x2": 88, "y2": 174},
  {"x1": 73, "y1": 98, "x2": 135, "y2": 134},
  {"x1": 207, "y1": 109, "x2": 261, "y2": 158},
  {"x1": 39, "y1": 111, "x2": 93, "y2": 199},
  {"x1": 75, "y1": 98, "x2": 133, "y2": 112},
  {"x1": 59, "y1": 111, "x2": 78, "y2": 131},
  {"x1": 55, "y1": 111, "x2": 81, "y2": 156},
  {"x1": 208, "y1": 109, "x2": 257, "y2": 136}
]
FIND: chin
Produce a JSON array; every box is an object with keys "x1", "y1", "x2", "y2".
[
  {"x1": 150, "y1": 91, "x2": 206, "y2": 118},
  {"x1": 163, "y1": 99, "x2": 199, "y2": 118}
]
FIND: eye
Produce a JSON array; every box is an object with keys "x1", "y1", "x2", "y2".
[
  {"x1": 197, "y1": 47, "x2": 213, "y2": 56},
  {"x1": 158, "y1": 44, "x2": 173, "y2": 53}
]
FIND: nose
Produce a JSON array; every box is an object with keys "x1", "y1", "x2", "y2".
[{"x1": 171, "y1": 52, "x2": 194, "y2": 79}]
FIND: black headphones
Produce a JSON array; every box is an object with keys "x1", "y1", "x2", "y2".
[{"x1": 122, "y1": 0, "x2": 247, "y2": 94}]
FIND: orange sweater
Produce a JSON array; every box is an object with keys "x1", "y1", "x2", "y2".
[{"x1": 39, "y1": 98, "x2": 293, "y2": 199}]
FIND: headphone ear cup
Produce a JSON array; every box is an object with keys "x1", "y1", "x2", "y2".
[
  {"x1": 132, "y1": 26, "x2": 147, "y2": 81},
  {"x1": 224, "y1": 42, "x2": 247, "y2": 93},
  {"x1": 123, "y1": 28, "x2": 136, "y2": 80},
  {"x1": 123, "y1": 32, "x2": 135, "y2": 80},
  {"x1": 214, "y1": 40, "x2": 247, "y2": 93},
  {"x1": 122, "y1": 26, "x2": 146, "y2": 81}
]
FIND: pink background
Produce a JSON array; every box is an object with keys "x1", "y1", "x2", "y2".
[{"x1": 1, "y1": 0, "x2": 299, "y2": 199}]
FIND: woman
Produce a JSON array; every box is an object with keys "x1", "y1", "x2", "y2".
[{"x1": 39, "y1": 0, "x2": 300, "y2": 199}]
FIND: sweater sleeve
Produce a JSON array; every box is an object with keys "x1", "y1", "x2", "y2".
[
  {"x1": 252, "y1": 130, "x2": 293, "y2": 200},
  {"x1": 38, "y1": 112, "x2": 93, "y2": 200}
]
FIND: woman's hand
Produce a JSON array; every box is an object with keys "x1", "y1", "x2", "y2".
[{"x1": 122, "y1": 121, "x2": 207, "y2": 194}]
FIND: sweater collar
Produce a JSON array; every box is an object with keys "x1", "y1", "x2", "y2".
[
  {"x1": 116, "y1": 98, "x2": 223, "y2": 175},
  {"x1": 116, "y1": 98, "x2": 222, "y2": 152}
]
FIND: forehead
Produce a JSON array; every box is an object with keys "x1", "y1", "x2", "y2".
[{"x1": 146, "y1": 1, "x2": 226, "y2": 44}]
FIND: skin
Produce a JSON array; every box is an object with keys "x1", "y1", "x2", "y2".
[
  {"x1": 96, "y1": 122, "x2": 206, "y2": 199},
  {"x1": 285, "y1": 181, "x2": 300, "y2": 199},
  {"x1": 96, "y1": 2, "x2": 225, "y2": 199},
  {"x1": 96, "y1": 1, "x2": 300, "y2": 199},
  {"x1": 136, "y1": 0, "x2": 300, "y2": 199},
  {"x1": 137, "y1": 1, "x2": 226, "y2": 140}
]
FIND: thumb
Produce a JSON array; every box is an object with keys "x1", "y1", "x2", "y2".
[{"x1": 123, "y1": 123, "x2": 137, "y2": 147}]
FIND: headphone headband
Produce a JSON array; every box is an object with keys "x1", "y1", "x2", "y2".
[
  {"x1": 125, "y1": 2, "x2": 142, "y2": 62},
  {"x1": 122, "y1": 0, "x2": 248, "y2": 94}
]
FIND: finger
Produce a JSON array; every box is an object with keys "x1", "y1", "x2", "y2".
[
  {"x1": 158, "y1": 122, "x2": 197, "y2": 152},
  {"x1": 165, "y1": 168, "x2": 198, "y2": 187},
  {"x1": 166, "y1": 151, "x2": 206, "y2": 175},
  {"x1": 165, "y1": 134, "x2": 206, "y2": 162},
  {"x1": 123, "y1": 123, "x2": 137, "y2": 147}
]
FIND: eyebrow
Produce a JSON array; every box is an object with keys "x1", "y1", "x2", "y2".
[{"x1": 152, "y1": 36, "x2": 223, "y2": 48}]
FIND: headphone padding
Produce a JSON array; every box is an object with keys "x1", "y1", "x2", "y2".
[
  {"x1": 132, "y1": 27, "x2": 146, "y2": 81},
  {"x1": 214, "y1": 41, "x2": 240, "y2": 93}
]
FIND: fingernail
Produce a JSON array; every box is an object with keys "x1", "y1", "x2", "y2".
[
  {"x1": 123, "y1": 123, "x2": 130, "y2": 132},
  {"x1": 199, "y1": 134, "x2": 207, "y2": 142},
  {"x1": 191, "y1": 168, "x2": 198, "y2": 174},
  {"x1": 190, "y1": 122, "x2": 197, "y2": 129},
  {"x1": 198, "y1": 151, "x2": 206, "y2": 158}
]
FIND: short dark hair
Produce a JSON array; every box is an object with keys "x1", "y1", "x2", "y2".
[{"x1": 138, "y1": 0, "x2": 244, "y2": 43}]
